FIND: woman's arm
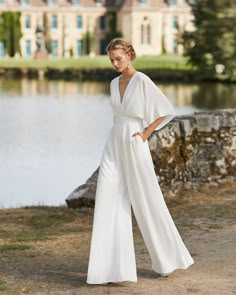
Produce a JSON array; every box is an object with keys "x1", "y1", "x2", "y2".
[{"x1": 132, "y1": 116, "x2": 166, "y2": 142}]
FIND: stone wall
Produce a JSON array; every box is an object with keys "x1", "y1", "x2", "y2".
[{"x1": 66, "y1": 109, "x2": 236, "y2": 209}]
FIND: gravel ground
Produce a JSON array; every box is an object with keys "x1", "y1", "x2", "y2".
[{"x1": 0, "y1": 182, "x2": 235, "y2": 295}]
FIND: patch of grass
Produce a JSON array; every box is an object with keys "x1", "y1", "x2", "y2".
[
  {"x1": 0, "y1": 244, "x2": 32, "y2": 251},
  {"x1": 0, "y1": 55, "x2": 195, "y2": 71},
  {"x1": 12, "y1": 231, "x2": 52, "y2": 242},
  {"x1": 27, "y1": 208, "x2": 76, "y2": 230},
  {"x1": 23, "y1": 207, "x2": 78, "y2": 240},
  {"x1": 0, "y1": 206, "x2": 79, "y2": 243},
  {"x1": 134, "y1": 55, "x2": 195, "y2": 71},
  {"x1": 0, "y1": 229, "x2": 12, "y2": 239},
  {"x1": 0, "y1": 56, "x2": 110, "y2": 69},
  {"x1": 0, "y1": 280, "x2": 7, "y2": 291}
]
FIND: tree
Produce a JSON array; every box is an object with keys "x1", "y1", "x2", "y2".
[
  {"x1": 104, "y1": 8, "x2": 122, "y2": 46},
  {"x1": 82, "y1": 31, "x2": 94, "y2": 55},
  {"x1": 43, "y1": 12, "x2": 51, "y2": 54},
  {"x1": 183, "y1": 0, "x2": 236, "y2": 77},
  {"x1": 0, "y1": 12, "x2": 22, "y2": 57}
]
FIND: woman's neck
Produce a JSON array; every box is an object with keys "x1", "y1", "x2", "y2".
[{"x1": 120, "y1": 66, "x2": 136, "y2": 80}]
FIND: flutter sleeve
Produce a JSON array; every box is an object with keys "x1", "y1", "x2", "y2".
[{"x1": 142, "y1": 75, "x2": 176, "y2": 131}]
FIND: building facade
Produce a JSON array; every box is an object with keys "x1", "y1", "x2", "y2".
[{"x1": 0, "y1": 0, "x2": 194, "y2": 58}]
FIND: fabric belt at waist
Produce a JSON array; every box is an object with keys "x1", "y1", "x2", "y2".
[{"x1": 113, "y1": 115, "x2": 143, "y2": 124}]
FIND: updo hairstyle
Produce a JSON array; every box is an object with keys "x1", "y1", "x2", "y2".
[{"x1": 106, "y1": 38, "x2": 136, "y2": 61}]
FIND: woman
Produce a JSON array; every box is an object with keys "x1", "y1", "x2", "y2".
[{"x1": 86, "y1": 38, "x2": 194, "y2": 284}]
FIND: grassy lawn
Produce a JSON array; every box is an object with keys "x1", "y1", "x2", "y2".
[
  {"x1": 0, "y1": 206, "x2": 83, "y2": 244},
  {"x1": 0, "y1": 55, "x2": 194, "y2": 71}
]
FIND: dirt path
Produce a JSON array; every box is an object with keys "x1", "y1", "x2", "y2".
[{"x1": 0, "y1": 182, "x2": 235, "y2": 295}]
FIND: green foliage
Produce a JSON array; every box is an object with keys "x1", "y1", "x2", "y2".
[
  {"x1": 28, "y1": 211, "x2": 75, "y2": 229},
  {"x1": 43, "y1": 12, "x2": 51, "y2": 53},
  {"x1": 105, "y1": 8, "x2": 123, "y2": 46},
  {"x1": 183, "y1": 0, "x2": 236, "y2": 78},
  {"x1": 69, "y1": 47, "x2": 74, "y2": 57},
  {"x1": 82, "y1": 31, "x2": 94, "y2": 55},
  {"x1": 0, "y1": 280, "x2": 7, "y2": 291},
  {"x1": 0, "y1": 12, "x2": 22, "y2": 57},
  {"x1": 161, "y1": 35, "x2": 166, "y2": 54},
  {"x1": 0, "y1": 244, "x2": 32, "y2": 251},
  {"x1": 0, "y1": 206, "x2": 78, "y2": 243},
  {"x1": 0, "y1": 55, "x2": 193, "y2": 71}
]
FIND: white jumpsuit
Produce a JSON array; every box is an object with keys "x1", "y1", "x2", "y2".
[{"x1": 86, "y1": 71, "x2": 194, "y2": 284}]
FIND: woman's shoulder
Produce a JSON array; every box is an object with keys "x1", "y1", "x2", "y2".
[
  {"x1": 138, "y1": 71, "x2": 155, "y2": 86},
  {"x1": 110, "y1": 75, "x2": 120, "y2": 85},
  {"x1": 136, "y1": 71, "x2": 154, "y2": 85}
]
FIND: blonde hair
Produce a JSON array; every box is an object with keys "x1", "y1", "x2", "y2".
[{"x1": 106, "y1": 38, "x2": 136, "y2": 60}]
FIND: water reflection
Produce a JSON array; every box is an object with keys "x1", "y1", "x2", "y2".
[
  {"x1": 0, "y1": 78, "x2": 110, "y2": 97},
  {"x1": 0, "y1": 84, "x2": 112, "y2": 208},
  {"x1": 159, "y1": 82, "x2": 236, "y2": 110},
  {"x1": 0, "y1": 78, "x2": 235, "y2": 208},
  {"x1": 159, "y1": 83, "x2": 199, "y2": 109},
  {"x1": 0, "y1": 78, "x2": 235, "y2": 110},
  {"x1": 191, "y1": 82, "x2": 236, "y2": 109}
]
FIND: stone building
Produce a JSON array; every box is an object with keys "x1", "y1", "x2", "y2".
[{"x1": 0, "y1": 0, "x2": 194, "y2": 58}]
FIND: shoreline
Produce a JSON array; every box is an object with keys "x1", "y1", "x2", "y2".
[{"x1": 0, "y1": 67, "x2": 234, "y2": 83}]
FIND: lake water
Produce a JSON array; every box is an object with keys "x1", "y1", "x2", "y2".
[{"x1": 0, "y1": 78, "x2": 236, "y2": 208}]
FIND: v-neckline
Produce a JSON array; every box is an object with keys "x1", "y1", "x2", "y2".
[{"x1": 118, "y1": 71, "x2": 138, "y2": 105}]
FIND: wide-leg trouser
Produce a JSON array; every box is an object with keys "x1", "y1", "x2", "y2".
[{"x1": 86, "y1": 116, "x2": 194, "y2": 284}]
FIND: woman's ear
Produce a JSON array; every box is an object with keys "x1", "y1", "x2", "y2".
[{"x1": 127, "y1": 51, "x2": 132, "y2": 60}]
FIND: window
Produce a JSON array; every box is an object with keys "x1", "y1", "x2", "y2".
[
  {"x1": 173, "y1": 16, "x2": 178, "y2": 29},
  {"x1": 25, "y1": 40, "x2": 31, "y2": 57},
  {"x1": 139, "y1": 0, "x2": 147, "y2": 4},
  {"x1": 21, "y1": 0, "x2": 30, "y2": 5},
  {"x1": 100, "y1": 39, "x2": 106, "y2": 55},
  {"x1": 173, "y1": 40, "x2": 178, "y2": 54},
  {"x1": 0, "y1": 0, "x2": 4, "y2": 5},
  {"x1": 51, "y1": 40, "x2": 58, "y2": 57},
  {"x1": 48, "y1": 0, "x2": 56, "y2": 5},
  {"x1": 73, "y1": 0, "x2": 80, "y2": 5},
  {"x1": 0, "y1": 41, "x2": 4, "y2": 57},
  {"x1": 77, "y1": 40, "x2": 83, "y2": 56},
  {"x1": 51, "y1": 15, "x2": 57, "y2": 29},
  {"x1": 25, "y1": 15, "x2": 31, "y2": 29},
  {"x1": 169, "y1": 0, "x2": 177, "y2": 5},
  {"x1": 77, "y1": 15, "x2": 82, "y2": 29},
  {"x1": 100, "y1": 16, "x2": 106, "y2": 31},
  {"x1": 141, "y1": 17, "x2": 151, "y2": 45}
]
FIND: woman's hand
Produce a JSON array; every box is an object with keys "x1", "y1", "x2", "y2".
[
  {"x1": 132, "y1": 131, "x2": 147, "y2": 142},
  {"x1": 132, "y1": 117, "x2": 167, "y2": 143}
]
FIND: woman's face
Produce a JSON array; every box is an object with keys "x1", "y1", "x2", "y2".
[{"x1": 107, "y1": 49, "x2": 131, "y2": 72}]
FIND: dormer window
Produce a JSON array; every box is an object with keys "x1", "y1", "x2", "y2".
[
  {"x1": 169, "y1": 0, "x2": 177, "y2": 6},
  {"x1": 21, "y1": 0, "x2": 30, "y2": 5},
  {"x1": 72, "y1": 0, "x2": 80, "y2": 5},
  {"x1": 48, "y1": 0, "x2": 56, "y2": 6}
]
